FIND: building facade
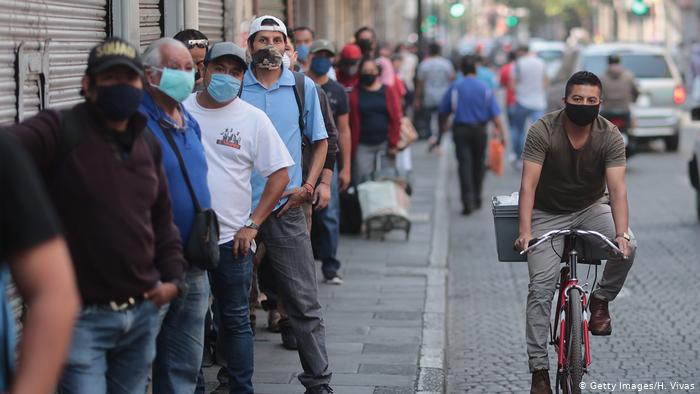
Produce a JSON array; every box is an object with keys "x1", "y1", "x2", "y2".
[{"x1": 0, "y1": 0, "x2": 414, "y2": 126}]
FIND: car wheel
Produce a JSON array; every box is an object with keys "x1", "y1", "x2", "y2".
[{"x1": 665, "y1": 132, "x2": 680, "y2": 152}]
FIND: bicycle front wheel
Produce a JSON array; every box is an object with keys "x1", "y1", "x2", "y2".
[{"x1": 564, "y1": 288, "x2": 584, "y2": 394}]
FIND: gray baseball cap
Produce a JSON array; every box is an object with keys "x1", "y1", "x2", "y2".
[
  {"x1": 204, "y1": 42, "x2": 247, "y2": 66},
  {"x1": 310, "y1": 39, "x2": 336, "y2": 56}
]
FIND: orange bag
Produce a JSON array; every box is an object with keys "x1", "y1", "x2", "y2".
[{"x1": 488, "y1": 138, "x2": 504, "y2": 177}]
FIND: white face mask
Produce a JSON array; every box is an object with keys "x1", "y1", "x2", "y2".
[{"x1": 282, "y1": 53, "x2": 291, "y2": 70}]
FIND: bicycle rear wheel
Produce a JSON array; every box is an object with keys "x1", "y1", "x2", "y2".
[{"x1": 564, "y1": 288, "x2": 584, "y2": 394}]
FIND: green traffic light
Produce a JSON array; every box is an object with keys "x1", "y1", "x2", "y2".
[
  {"x1": 631, "y1": 0, "x2": 649, "y2": 15},
  {"x1": 426, "y1": 15, "x2": 438, "y2": 27},
  {"x1": 505, "y1": 15, "x2": 519, "y2": 27},
  {"x1": 449, "y1": 3, "x2": 466, "y2": 18}
]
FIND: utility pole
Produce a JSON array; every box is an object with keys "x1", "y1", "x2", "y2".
[{"x1": 417, "y1": 0, "x2": 423, "y2": 52}]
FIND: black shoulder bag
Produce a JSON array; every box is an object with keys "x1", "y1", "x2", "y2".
[{"x1": 162, "y1": 129, "x2": 220, "y2": 270}]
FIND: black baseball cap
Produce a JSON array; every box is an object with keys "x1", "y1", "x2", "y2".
[{"x1": 86, "y1": 37, "x2": 144, "y2": 77}]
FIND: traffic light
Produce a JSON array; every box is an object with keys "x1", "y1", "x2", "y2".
[
  {"x1": 505, "y1": 15, "x2": 519, "y2": 28},
  {"x1": 449, "y1": 2, "x2": 466, "y2": 18},
  {"x1": 631, "y1": 0, "x2": 650, "y2": 16}
]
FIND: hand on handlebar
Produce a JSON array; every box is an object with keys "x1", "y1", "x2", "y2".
[
  {"x1": 614, "y1": 236, "x2": 631, "y2": 260},
  {"x1": 514, "y1": 233, "x2": 533, "y2": 253}
]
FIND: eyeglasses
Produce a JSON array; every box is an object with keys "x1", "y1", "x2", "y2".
[{"x1": 186, "y1": 39, "x2": 209, "y2": 49}]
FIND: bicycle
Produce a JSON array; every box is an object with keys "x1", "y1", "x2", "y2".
[{"x1": 520, "y1": 229, "x2": 623, "y2": 394}]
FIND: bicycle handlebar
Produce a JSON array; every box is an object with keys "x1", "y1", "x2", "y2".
[{"x1": 519, "y1": 229, "x2": 623, "y2": 256}]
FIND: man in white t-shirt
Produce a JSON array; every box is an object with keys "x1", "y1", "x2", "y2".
[
  {"x1": 183, "y1": 42, "x2": 293, "y2": 393},
  {"x1": 509, "y1": 44, "x2": 548, "y2": 166}
]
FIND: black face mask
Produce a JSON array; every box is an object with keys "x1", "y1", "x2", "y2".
[
  {"x1": 565, "y1": 102, "x2": 599, "y2": 126},
  {"x1": 95, "y1": 84, "x2": 144, "y2": 121},
  {"x1": 359, "y1": 73, "x2": 377, "y2": 86},
  {"x1": 357, "y1": 39, "x2": 373, "y2": 54}
]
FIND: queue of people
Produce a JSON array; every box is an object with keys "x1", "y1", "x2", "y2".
[{"x1": 0, "y1": 13, "x2": 427, "y2": 394}]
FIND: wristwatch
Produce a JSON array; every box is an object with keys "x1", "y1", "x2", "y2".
[
  {"x1": 244, "y1": 218, "x2": 259, "y2": 230},
  {"x1": 616, "y1": 232, "x2": 631, "y2": 241}
]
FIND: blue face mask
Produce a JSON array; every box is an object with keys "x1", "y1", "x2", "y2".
[
  {"x1": 152, "y1": 67, "x2": 195, "y2": 102},
  {"x1": 297, "y1": 44, "x2": 310, "y2": 62},
  {"x1": 310, "y1": 57, "x2": 333, "y2": 75},
  {"x1": 207, "y1": 73, "x2": 242, "y2": 103}
]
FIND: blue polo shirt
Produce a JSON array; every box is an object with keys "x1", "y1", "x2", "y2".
[
  {"x1": 438, "y1": 76, "x2": 501, "y2": 125},
  {"x1": 242, "y1": 67, "x2": 328, "y2": 210},
  {"x1": 139, "y1": 92, "x2": 211, "y2": 243}
]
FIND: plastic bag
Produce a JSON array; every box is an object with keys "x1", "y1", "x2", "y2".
[{"x1": 488, "y1": 138, "x2": 504, "y2": 177}]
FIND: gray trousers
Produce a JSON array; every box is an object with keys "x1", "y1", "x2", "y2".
[
  {"x1": 526, "y1": 199, "x2": 636, "y2": 372},
  {"x1": 258, "y1": 205, "x2": 332, "y2": 388}
]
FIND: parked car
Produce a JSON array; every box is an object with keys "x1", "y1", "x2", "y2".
[
  {"x1": 577, "y1": 43, "x2": 686, "y2": 152},
  {"x1": 530, "y1": 40, "x2": 567, "y2": 81}
]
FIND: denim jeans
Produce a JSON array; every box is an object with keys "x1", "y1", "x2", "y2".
[
  {"x1": 210, "y1": 241, "x2": 254, "y2": 394},
  {"x1": 59, "y1": 300, "x2": 161, "y2": 394},
  {"x1": 312, "y1": 164, "x2": 341, "y2": 278},
  {"x1": 152, "y1": 267, "x2": 209, "y2": 394},
  {"x1": 509, "y1": 102, "x2": 544, "y2": 160}
]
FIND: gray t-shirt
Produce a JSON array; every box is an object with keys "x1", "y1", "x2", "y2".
[
  {"x1": 417, "y1": 57, "x2": 455, "y2": 107},
  {"x1": 523, "y1": 110, "x2": 626, "y2": 213}
]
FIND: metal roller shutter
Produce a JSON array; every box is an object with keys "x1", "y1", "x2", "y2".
[
  {"x1": 199, "y1": 0, "x2": 224, "y2": 43},
  {"x1": 0, "y1": 0, "x2": 107, "y2": 125},
  {"x1": 258, "y1": 0, "x2": 287, "y2": 22},
  {"x1": 140, "y1": 0, "x2": 163, "y2": 50}
]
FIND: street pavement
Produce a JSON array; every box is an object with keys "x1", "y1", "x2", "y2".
[
  {"x1": 202, "y1": 120, "x2": 700, "y2": 393},
  {"x1": 446, "y1": 121, "x2": 700, "y2": 393},
  {"x1": 203, "y1": 141, "x2": 447, "y2": 394}
]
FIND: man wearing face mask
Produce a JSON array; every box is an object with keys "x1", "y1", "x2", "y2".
[
  {"x1": 138, "y1": 37, "x2": 212, "y2": 394},
  {"x1": 183, "y1": 42, "x2": 293, "y2": 394},
  {"x1": 5, "y1": 37, "x2": 186, "y2": 393},
  {"x1": 174, "y1": 29, "x2": 209, "y2": 92},
  {"x1": 241, "y1": 15, "x2": 332, "y2": 394},
  {"x1": 307, "y1": 39, "x2": 352, "y2": 284},
  {"x1": 292, "y1": 26, "x2": 314, "y2": 71},
  {"x1": 354, "y1": 26, "x2": 396, "y2": 87},
  {"x1": 514, "y1": 71, "x2": 636, "y2": 394}
]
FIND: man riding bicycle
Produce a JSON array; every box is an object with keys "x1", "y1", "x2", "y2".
[{"x1": 514, "y1": 71, "x2": 636, "y2": 394}]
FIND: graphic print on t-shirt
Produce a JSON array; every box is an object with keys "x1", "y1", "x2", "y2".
[{"x1": 217, "y1": 128, "x2": 241, "y2": 149}]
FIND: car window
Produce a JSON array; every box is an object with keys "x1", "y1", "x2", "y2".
[
  {"x1": 582, "y1": 54, "x2": 671, "y2": 78},
  {"x1": 537, "y1": 50, "x2": 564, "y2": 62}
]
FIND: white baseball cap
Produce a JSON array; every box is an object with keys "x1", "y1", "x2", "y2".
[{"x1": 249, "y1": 15, "x2": 288, "y2": 39}]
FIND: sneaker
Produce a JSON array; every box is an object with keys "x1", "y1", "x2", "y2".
[
  {"x1": 323, "y1": 274, "x2": 344, "y2": 285},
  {"x1": 279, "y1": 318, "x2": 298, "y2": 350},
  {"x1": 305, "y1": 384, "x2": 334, "y2": 394}
]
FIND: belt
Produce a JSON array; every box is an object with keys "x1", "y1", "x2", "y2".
[{"x1": 86, "y1": 295, "x2": 145, "y2": 312}]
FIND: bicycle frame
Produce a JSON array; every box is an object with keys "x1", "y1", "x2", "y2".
[
  {"x1": 521, "y1": 229, "x2": 621, "y2": 394},
  {"x1": 551, "y1": 235, "x2": 591, "y2": 387}
]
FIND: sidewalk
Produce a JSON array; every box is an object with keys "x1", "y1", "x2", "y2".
[{"x1": 203, "y1": 141, "x2": 449, "y2": 394}]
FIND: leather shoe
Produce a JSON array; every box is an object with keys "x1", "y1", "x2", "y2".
[
  {"x1": 530, "y1": 369, "x2": 552, "y2": 394},
  {"x1": 588, "y1": 294, "x2": 612, "y2": 336}
]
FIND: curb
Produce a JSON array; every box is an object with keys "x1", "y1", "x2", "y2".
[{"x1": 415, "y1": 139, "x2": 450, "y2": 394}]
